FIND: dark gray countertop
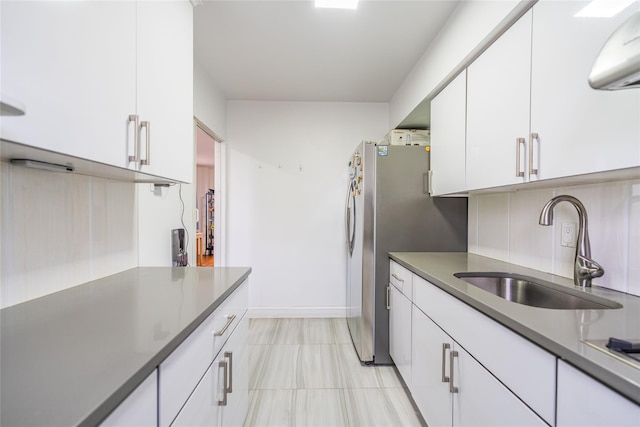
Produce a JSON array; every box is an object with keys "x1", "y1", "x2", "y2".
[
  {"x1": 0, "y1": 266, "x2": 251, "y2": 427},
  {"x1": 389, "y1": 252, "x2": 640, "y2": 405}
]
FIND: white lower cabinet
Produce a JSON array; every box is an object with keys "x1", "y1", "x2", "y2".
[
  {"x1": 412, "y1": 308, "x2": 546, "y2": 427},
  {"x1": 172, "y1": 316, "x2": 249, "y2": 427},
  {"x1": 389, "y1": 284, "x2": 412, "y2": 385},
  {"x1": 100, "y1": 370, "x2": 158, "y2": 427},
  {"x1": 160, "y1": 281, "x2": 249, "y2": 427},
  {"x1": 556, "y1": 360, "x2": 640, "y2": 426}
]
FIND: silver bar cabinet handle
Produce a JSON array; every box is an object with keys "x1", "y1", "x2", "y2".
[
  {"x1": 529, "y1": 132, "x2": 539, "y2": 175},
  {"x1": 428, "y1": 170, "x2": 433, "y2": 196},
  {"x1": 386, "y1": 286, "x2": 391, "y2": 310},
  {"x1": 218, "y1": 359, "x2": 228, "y2": 406},
  {"x1": 140, "y1": 121, "x2": 150, "y2": 166},
  {"x1": 449, "y1": 350, "x2": 459, "y2": 393},
  {"x1": 128, "y1": 115, "x2": 139, "y2": 163},
  {"x1": 441, "y1": 343, "x2": 450, "y2": 383},
  {"x1": 225, "y1": 351, "x2": 233, "y2": 393},
  {"x1": 213, "y1": 314, "x2": 236, "y2": 336},
  {"x1": 391, "y1": 274, "x2": 404, "y2": 283},
  {"x1": 515, "y1": 137, "x2": 525, "y2": 177}
]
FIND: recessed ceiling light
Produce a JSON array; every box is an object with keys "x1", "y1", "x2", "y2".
[
  {"x1": 315, "y1": 0, "x2": 359, "y2": 10},
  {"x1": 575, "y1": 0, "x2": 635, "y2": 17}
]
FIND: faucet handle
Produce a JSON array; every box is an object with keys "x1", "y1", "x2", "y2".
[{"x1": 577, "y1": 255, "x2": 605, "y2": 279}]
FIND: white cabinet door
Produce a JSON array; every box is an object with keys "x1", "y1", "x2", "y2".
[
  {"x1": 0, "y1": 1, "x2": 136, "y2": 168},
  {"x1": 557, "y1": 360, "x2": 640, "y2": 426},
  {"x1": 389, "y1": 285, "x2": 412, "y2": 385},
  {"x1": 411, "y1": 307, "x2": 453, "y2": 427},
  {"x1": 451, "y1": 344, "x2": 547, "y2": 427},
  {"x1": 413, "y1": 274, "x2": 556, "y2": 424},
  {"x1": 172, "y1": 316, "x2": 249, "y2": 427},
  {"x1": 430, "y1": 70, "x2": 467, "y2": 196},
  {"x1": 160, "y1": 282, "x2": 248, "y2": 427},
  {"x1": 529, "y1": 0, "x2": 640, "y2": 181},
  {"x1": 466, "y1": 10, "x2": 532, "y2": 190},
  {"x1": 100, "y1": 370, "x2": 158, "y2": 427},
  {"x1": 412, "y1": 305, "x2": 546, "y2": 427},
  {"x1": 136, "y1": 0, "x2": 194, "y2": 183},
  {"x1": 221, "y1": 316, "x2": 249, "y2": 427}
]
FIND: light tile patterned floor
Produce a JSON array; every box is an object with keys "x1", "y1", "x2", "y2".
[{"x1": 244, "y1": 318, "x2": 425, "y2": 427}]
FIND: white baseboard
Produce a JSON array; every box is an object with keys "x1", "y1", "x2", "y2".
[{"x1": 248, "y1": 306, "x2": 347, "y2": 318}]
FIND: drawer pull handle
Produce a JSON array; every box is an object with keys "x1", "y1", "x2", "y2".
[
  {"x1": 128, "y1": 114, "x2": 139, "y2": 164},
  {"x1": 515, "y1": 137, "x2": 525, "y2": 177},
  {"x1": 529, "y1": 132, "x2": 539, "y2": 175},
  {"x1": 141, "y1": 120, "x2": 151, "y2": 166},
  {"x1": 218, "y1": 359, "x2": 228, "y2": 406},
  {"x1": 225, "y1": 351, "x2": 233, "y2": 393},
  {"x1": 391, "y1": 273, "x2": 404, "y2": 282},
  {"x1": 441, "y1": 343, "x2": 450, "y2": 383},
  {"x1": 386, "y1": 286, "x2": 391, "y2": 310},
  {"x1": 449, "y1": 350, "x2": 459, "y2": 394},
  {"x1": 213, "y1": 314, "x2": 236, "y2": 336}
]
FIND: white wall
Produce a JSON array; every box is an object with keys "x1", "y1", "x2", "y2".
[
  {"x1": 469, "y1": 179, "x2": 640, "y2": 297},
  {"x1": 389, "y1": 0, "x2": 528, "y2": 128},
  {"x1": 0, "y1": 162, "x2": 138, "y2": 308},
  {"x1": 194, "y1": 60, "x2": 227, "y2": 140},
  {"x1": 137, "y1": 60, "x2": 228, "y2": 267},
  {"x1": 226, "y1": 101, "x2": 389, "y2": 316}
]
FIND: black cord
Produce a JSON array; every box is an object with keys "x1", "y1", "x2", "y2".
[{"x1": 178, "y1": 183, "x2": 190, "y2": 266}]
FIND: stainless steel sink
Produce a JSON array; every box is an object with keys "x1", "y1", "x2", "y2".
[{"x1": 453, "y1": 272, "x2": 622, "y2": 310}]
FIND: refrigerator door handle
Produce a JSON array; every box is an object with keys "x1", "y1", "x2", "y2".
[{"x1": 345, "y1": 182, "x2": 356, "y2": 255}]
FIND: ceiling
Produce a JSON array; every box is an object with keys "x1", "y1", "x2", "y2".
[{"x1": 194, "y1": 0, "x2": 460, "y2": 103}]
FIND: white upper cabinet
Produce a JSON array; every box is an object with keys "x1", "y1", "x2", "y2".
[
  {"x1": 1, "y1": 1, "x2": 193, "y2": 183},
  {"x1": 430, "y1": 70, "x2": 467, "y2": 196},
  {"x1": 529, "y1": 0, "x2": 640, "y2": 181},
  {"x1": 1, "y1": 1, "x2": 137, "y2": 168},
  {"x1": 465, "y1": 1, "x2": 640, "y2": 192},
  {"x1": 136, "y1": 1, "x2": 193, "y2": 183},
  {"x1": 466, "y1": 10, "x2": 533, "y2": 190}
]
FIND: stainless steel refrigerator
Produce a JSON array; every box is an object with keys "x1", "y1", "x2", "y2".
[{"x1": 345, "y1": 142, "x2": 467, "y2": 364}]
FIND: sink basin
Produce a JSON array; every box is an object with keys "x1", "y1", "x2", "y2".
[{"x1": 453, "y1": 272, "x2": 622, "y2": 310}]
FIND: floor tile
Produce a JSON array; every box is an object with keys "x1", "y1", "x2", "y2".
[
  {"x1": 252, "y1": 345, "x2": 300, "y2": 390},
  {"x1": 249, "y1": 318, "x2": 278, "y2": 344},
  {"x1": 248, "y1": 345, "x2": 269, "y2": 390},
  {"x1": 245, "y1": 318, "x2": 425, "y2": 427},
  {"x1": 301, "y1": 318, "x2": 334, "y2": 344},
  {"x1": 336, "y1": 344, "x2": 384, "y2": 389},
  {"x1": 384, "y1": 388, "x2": 424, "y2": 427},
  {"x1": 244, "y1": 390, "x2": 294, "y2": 427},
  {"x1": 271, "y1": 319, "x2": 305, "y2": 345},
  {"x1": 376, "y1": 365, "x2": 406, "y2": 388},
  {"x1": 293, "y1": 389, "x2": 349, "y2": 427},
  {"x1": 296, "y1": 345, "x2": 344, "y2": 389},
  {"x1": 330, "y1": 318, "x2": 352, "y2": 344},
  {"x1": 343, "y1": 388, "x2": 406, "y2": 426}
]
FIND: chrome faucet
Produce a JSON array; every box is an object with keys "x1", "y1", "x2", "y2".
[{"x1": 539, "y1": 195, "x2": 604, "y2": 287}]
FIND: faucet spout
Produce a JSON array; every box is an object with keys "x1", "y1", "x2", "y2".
[{"x1": 539, "y1": 195, "x2": 604, "y2": 287}]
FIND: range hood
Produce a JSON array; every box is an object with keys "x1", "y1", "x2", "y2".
[{"x1": 589, "y1": 11, "x2": 640, "y2": 90}]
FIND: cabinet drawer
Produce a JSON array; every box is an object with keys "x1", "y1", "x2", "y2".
[
  {"x1": 389, "y1": 260, "x2": 413, "y2": 299},
  {"x1": 159, "y1": 281, "x2": 248, "y2": 427},
  {"x1": 413, "y1": 275, "x2": 556, "y2": 425}
]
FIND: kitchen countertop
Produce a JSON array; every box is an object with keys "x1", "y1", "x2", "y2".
[
  {"x1": 389, "y1": 252, "x2": 640, "y2": 405},
  {"x1": 0, "y1": 266, "x2": 251, "y2": 427}
]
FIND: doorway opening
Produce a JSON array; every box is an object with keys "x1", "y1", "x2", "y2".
[{"x1": 195, "y1": 118, "x2": 222, "y2": 266}]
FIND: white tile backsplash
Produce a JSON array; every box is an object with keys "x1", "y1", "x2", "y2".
[
  {"x1": 0, "y1": 162, "x2": 137, "y2": 308},
  {"x1": 508, "y1": 188, "x2": 554, "y2": 273},
  {"x1": 475, "y1": 193, "x2": 510, "y2": 262},
  {"x1": 471, "y1": 178, "x2": 640, "y2": 296}
]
